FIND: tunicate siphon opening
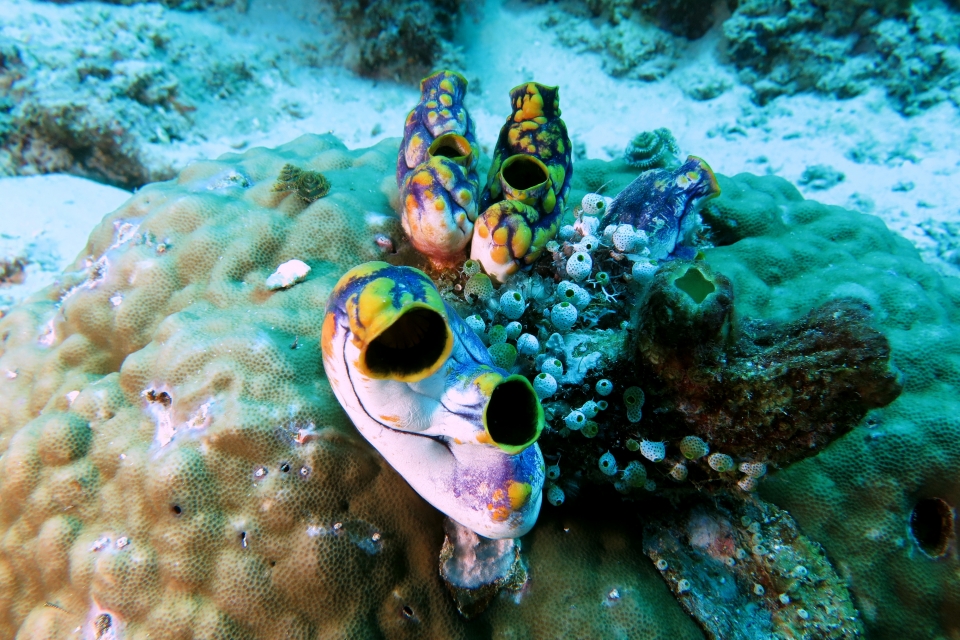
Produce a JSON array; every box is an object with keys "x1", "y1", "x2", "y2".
[
  {"x1": 484, "y1": 375, "x2": 544, "y2": 453},
  {"x1": 674, "y1": 267, "x2": 715, "y2": 304},
  {"x1": 429, "y1": 133, "x2": 471, "y2": 162},
  {"x1": 365, "y1": 308, "x2": 450, "y2": 380},
  {"x1": 910, "y1": 497, "x2": 955, "y2": 557},
  {"x1": 502, "y1": 154, "x2": 548, "y2": 190}
]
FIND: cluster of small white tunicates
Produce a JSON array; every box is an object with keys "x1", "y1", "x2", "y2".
[
  {"x1": 639, "y1": 439, "x2": 666, "y2": 463},
  {"x1": 456, "y1": 277, "x2": 552, "y2": 374},
  {"x1": 679, "y1": 435, "x2": 710, "y2": 460},
  {"x1": 737, "y1": 461, "x2": 767, "y2": 492},
  {"x1": 533, "y1": 372, "x2": 558, "y2": 399},
  {"x1": 464, "y1": 312, "x2": 523, "y2": 370},
  {"x1": 598, "y1": 451, "x2": 618, "y2": 476},
  {"x1": 546, "y1": 483, "x2": 565, "y2": 506},
  {"x1": 668, "y1": 461, "x2": 688, "y2": 481}
]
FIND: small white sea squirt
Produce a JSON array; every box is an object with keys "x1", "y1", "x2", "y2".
[{"x1": 321, "y1": 262, "x2": 545, "y2": 539}]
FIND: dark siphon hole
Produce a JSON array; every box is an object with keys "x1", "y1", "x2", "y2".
[
  {"x1": 401, "y1": 605, "x2": 418, "y2": 622},
  {"x1": 364, "y1": 308, "x2": 448, "y2": 379},
  {"x1": 910, "y1": 497, "x2": 955, "y2": 557},
  {"x1": 486, "y1": 378, "x2": 540, "y2": 448},
  {"x1": 433, "y1": 144, "x2": 464, "y2": 158},
  {"x1": 428, "y1": 133, "x2": 470, "y2": 160},
  {"x1": 280, "y1": 463, "x2": 290, "y2": 473},
  {"x1": 171, "y1": 505, "x2": 182, "y2": 515},
  {"x1": 674, "y1": 267, "x2": 716, "y2": 304},
  {"x1": 502, "y1": 156, "x2": 547, "y2": 190}
]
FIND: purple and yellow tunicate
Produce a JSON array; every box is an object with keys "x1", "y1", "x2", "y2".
[
  {"x1": 600, "y1": 156, "x2": 721, "y2": 260},
  {"x1": 321, "y1": 262, "x2": 545, "y2": 539},
  {"x1": 471, "y1": 82, "x2": 573, "y2": 281},
  {"x1": 397, "y1": 71, "x2": 482, "y2": 266}
]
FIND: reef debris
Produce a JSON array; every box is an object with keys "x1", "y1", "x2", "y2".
[{"x1": 644, "y1": 492, "x2": 865, "y2": 639}]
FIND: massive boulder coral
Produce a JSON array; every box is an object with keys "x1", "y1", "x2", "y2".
[
  {"x1": 519, "y1": 159, "x2": 958, "y2": 638},
  {"x1": 0, "y1": 134, "x2": 465, "y2": 638},
  {"x1": 0, "y1": 133, "x2": 702, "y2": 638},
  {"x1": 702, "y1": 173, "x2": 960, "y2": 638}
]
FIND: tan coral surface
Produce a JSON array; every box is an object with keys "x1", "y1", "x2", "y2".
[{"x1": 0, "y1": 135, "x2": 701, "y2": 639}]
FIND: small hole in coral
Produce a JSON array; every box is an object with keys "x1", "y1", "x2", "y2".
[
  {"x1": 910, "y1": 497, "x2": 955, "y2": 557},
  {"x1": 401, "y1": 605, "x2": 418, "y2": 622},
  {"x1": 240, "y1": 531, "x2": 247, "y2": 548},
  {"x1": 171, "y1": 505, "x2": 182, "y2": 515},
  {"x1": 269, "y1": 560, "x2": 276, "y2": 567},
  {"x1": 280, "y1": 462, "x2": 291, "y2": 473}
]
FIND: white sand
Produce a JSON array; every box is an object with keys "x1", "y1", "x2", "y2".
[
  {"x1": 0, "y1": 175, "x2": 130, "y2": 309},
  {"x1": 2, "y1": 0, "x2": 958, "y2": 310}
]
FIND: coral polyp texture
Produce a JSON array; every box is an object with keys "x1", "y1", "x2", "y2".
[{"x1": 320, "y1": 262, "x2": 545, "y2": 539}]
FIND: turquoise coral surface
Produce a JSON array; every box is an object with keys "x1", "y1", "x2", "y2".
[{"x1": 1, "y1": 18, "x2": 960, "y2": 634}]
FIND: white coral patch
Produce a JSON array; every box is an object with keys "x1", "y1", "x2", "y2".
[{"x1": 266, "y1": 259, "x2": 311, "y2": 290}]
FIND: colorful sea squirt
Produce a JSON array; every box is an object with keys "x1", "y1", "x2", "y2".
[
  {"x1": 472, "y1": 82, "x2": 573, "y2": 282},
  {"x1": 397, "y1": 70, "x2": 482, "y2": 267},
  {"x1": 321, "y1": 262, "x2": 546, "y2": 539},
  {"x1": 601, "y1": 156, "x2": 720, "y2": 260}
]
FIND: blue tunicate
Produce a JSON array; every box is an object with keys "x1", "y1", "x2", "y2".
[
  {"x1": 621, "y1": 460, "x2": 647, "y2": 487},
  {"x1": 547, "y1": 484, "x2": 565, "y2": 506},
  {"x1": 598, "y1": 451, "x2": 618, "y2": 476}
]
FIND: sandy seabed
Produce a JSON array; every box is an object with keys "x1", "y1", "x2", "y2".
[{"x1": 2, "y1": 0, "x2": 959, "y2": 309}]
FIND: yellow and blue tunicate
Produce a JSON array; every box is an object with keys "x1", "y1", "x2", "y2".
[
  {"x1": 397, "y1": 71, "x2": 483, "y2": 266},
  {"x1": 471, "y1": 83, "x2": 573, "y2": 282},
  {"x1": 321, "y1": 262, "x2": 545, "y2": 539}
]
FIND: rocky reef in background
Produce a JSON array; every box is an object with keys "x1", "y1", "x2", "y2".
[
  {"x1": 531, "y1": 0, "x2": 960, "y2": 114},
  {"x1": 0, "y1": 0, "x2": 464, "y2": 188},
  {"x1": 327, "y1": 0, "x2": 467, "y2": 78}
]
